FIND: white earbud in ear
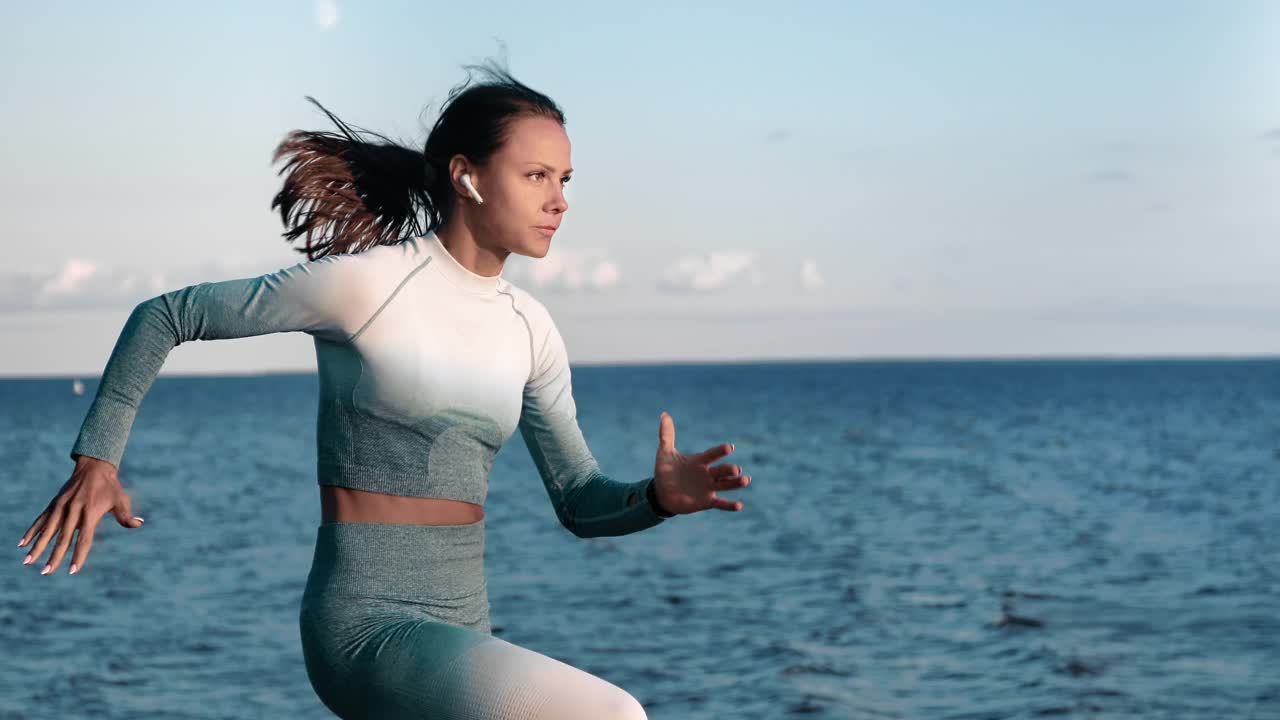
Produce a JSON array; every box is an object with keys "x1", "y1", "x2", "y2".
[{"x1": 460, "y1": 173, "x2": 484, "y2": 204}]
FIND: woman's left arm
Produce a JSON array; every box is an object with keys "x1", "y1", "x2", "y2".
[
  {"x1": 517, "y1": 312, "x2": 669, "y2": 538},
  {"x1": 517, "y1": 308, "x2": 751, "y2": 538}
]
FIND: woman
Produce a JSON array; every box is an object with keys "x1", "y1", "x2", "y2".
[{"x1": 17, "y1": 59, "x2": 752, "y2": 718}]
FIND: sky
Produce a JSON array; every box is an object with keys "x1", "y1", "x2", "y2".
[{"x1": 1, "y1": 0, "x2": 1277, "y2": 376}]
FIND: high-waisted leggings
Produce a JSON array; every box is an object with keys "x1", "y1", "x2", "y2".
[{"x1": 299, "y1": 519, "x2": 650, "y2": 719}]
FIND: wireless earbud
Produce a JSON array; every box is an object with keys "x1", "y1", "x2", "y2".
[{"x1": 459, "y1": 174, "x2": 484, "y2": 204}]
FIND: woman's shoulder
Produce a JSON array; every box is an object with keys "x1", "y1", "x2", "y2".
[
  {"x1": 334, "y1": 235, "x2": 427, "y2": 269},
  {"x1": 299, "y1": 236, "x2": 429, "y2": 289}
]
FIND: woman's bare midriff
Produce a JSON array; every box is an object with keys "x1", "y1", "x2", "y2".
[{"x1": 320, "y1": 486, "x2": 484, "y2": 525}]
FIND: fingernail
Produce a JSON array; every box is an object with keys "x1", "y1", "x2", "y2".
[
  {"x1": 40, "y1": 565, "x2": 51, "y2": 575},
  {"x1": 16, "y1": 539, "x2": 24, "y2": 547},
  {"x1": 23, "y1": 554, "x2": 32, "y2": 565},
  {"x1": 135, "y1": 517, "x2": 145, "y2": 524},
  {"x1": 69, "y1": 564, "x2": 78, "y2": 575}
]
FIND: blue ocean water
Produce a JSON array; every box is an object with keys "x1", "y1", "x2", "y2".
[{"x1": 1, "y1": 359, "x2": 1278, "y2": 719}]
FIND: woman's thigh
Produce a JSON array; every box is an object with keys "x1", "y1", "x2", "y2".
[{"x1": 308, "y1": 613, "x2": 648, "y2": 719}]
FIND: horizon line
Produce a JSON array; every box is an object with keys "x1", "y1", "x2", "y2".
[{"x1": 3, "y1": 351, "x2": 1279, "y2": 379}]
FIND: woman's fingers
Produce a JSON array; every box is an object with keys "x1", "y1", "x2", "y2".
[
  {"x1": 103, "y1": 484, "x2": 143, "y2": 529},
  {"x1": 709, "y1": 463, "x2": 742, "y2": 480},
  {"x1": 21, "y1": 462, "x2": 138, "y2": 574},
  {"x1": 68, "y1": 519, "x2": 98, "y2": 575},
  {"x1": 657, "y1": 412, "x2": 677, "y2": 453},
  {"x1": 715, "y1": 473, "x2": 751, "y2": 490},
  {"x1": 708, "y1": 495, "x2": 744, "y2": 512},
  {"x1": 18, "y1": 508, "x2": 51, "y2": 549},
  {"x1": 693, "y1": 442, "x2": 735, "y2": 464},
  {"x1": 23, "y1": 503, "x2": 65, "y2": 567},
  {"x1": 42, "y1": 504, "x2": 82, "y2": 575}
]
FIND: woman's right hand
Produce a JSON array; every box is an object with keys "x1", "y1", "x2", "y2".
[{"x1": 18, "y1": 455, "x2": 145, "y2": 576}]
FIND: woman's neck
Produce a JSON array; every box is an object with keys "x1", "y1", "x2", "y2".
[{"x1": 432, "y1": 222, "x2": 507, "y2": 279}]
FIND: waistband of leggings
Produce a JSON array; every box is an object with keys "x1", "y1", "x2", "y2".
[{"x1": 307, "y1": 518, "x2": 486, "y2": 600}]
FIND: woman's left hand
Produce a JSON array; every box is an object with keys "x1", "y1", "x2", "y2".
[{"x1": 651, "y1": 411, "x2": 752, "y2": 515}]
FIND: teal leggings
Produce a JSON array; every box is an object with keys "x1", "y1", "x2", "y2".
[{"x1": 299, "y1": 520, "x2": 650, "y2": 719}]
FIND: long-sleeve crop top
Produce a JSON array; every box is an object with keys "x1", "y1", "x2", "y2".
[{"x1": 69, "y1": 230, "x2": 669, "y2": 538}]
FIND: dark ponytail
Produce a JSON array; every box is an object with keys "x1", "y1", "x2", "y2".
[{"x1": 270, "y1": 55, "x2": 566, "y2": 260}]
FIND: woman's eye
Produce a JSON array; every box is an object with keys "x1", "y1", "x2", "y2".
[{"x1": 531, "y1": 171, "x2": 570, "y2": 186}]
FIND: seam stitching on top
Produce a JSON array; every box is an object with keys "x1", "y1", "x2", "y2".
[
  {"x1": 498, "y1": 288, "x2": 536, "y2": 382},
  {"x1": 349, "y1": 352, "x2": 366, "y2": 419},
  {"x1": 349, "y1": 256, "x2": 433, "y2": 344}
]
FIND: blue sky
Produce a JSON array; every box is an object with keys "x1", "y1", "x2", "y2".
[{"x1": 1, "y1": 1, "x2": 1277, "y2": 375}]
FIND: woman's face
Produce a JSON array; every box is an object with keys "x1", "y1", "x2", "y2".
[{"x1": 464, "y1": 114, "x2": 572, "y2": 260}]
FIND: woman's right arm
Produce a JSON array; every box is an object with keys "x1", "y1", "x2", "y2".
[
  {"x1": 19, "y1": 251, "x2": 381, "y2": 576},
  {"x1": 71, "y1": 251, "x2": 376, "y2": 469}
]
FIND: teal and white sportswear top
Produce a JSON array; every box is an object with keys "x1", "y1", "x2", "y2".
[{"x1": 70, "y1": 231, "x2": 669, "y2": 538}]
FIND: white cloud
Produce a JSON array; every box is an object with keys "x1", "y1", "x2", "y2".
[
  {"x1": 42, "y1": 259, "x2": 98, "y2": 295},
  {"x1": 509, "y1": 247, "x2": 623, "y2": 294},
  {"x1": 20, "y1": 258, "x2": 148, "y2": 310},
  {"x1": 0, "y1": 258, "x2": 268, "y2": 312},
  {"x1": 657, "y1": 250, "x2": 764, "y2": 293},
  {"x1": 315, "y1": 0, "x2": 339, "y2": 31},
  {"x1": 5, "y1": 246, "x2": 631, "y2": 313},
  {"x1": 799, "y1": 259, "x2": 825, "y2": 290}
]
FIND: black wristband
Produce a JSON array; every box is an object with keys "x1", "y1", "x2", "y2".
[{"x1": 646, "y1": 477, "x2": 675, "y2": 518}]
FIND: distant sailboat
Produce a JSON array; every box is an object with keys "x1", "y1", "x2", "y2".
[{"x1": 72, "y1": 379, "x2": 85, "y2": 396}]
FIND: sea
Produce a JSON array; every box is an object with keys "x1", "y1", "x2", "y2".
[{"x1": 1, "y1": 359, "x2": 1277, "y2": 719}]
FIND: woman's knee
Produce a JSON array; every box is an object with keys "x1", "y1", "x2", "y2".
[
  {"x1": 556, "y1": 677, "x2": 648, "y2": 720},
  {"x1": 602, "y1": 690, "x2": 649, "y2": 720},
  {"x1": 472, "y1": 637, "x2": 650, "y2": 720}
]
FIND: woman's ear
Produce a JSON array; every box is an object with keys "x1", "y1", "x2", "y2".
[
  {"x1": 447, "y1": 155, "x2": 483, "y2": 203},
  {"x1": 460, "y1": 173, "x2": 485, "y2": 204}
]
